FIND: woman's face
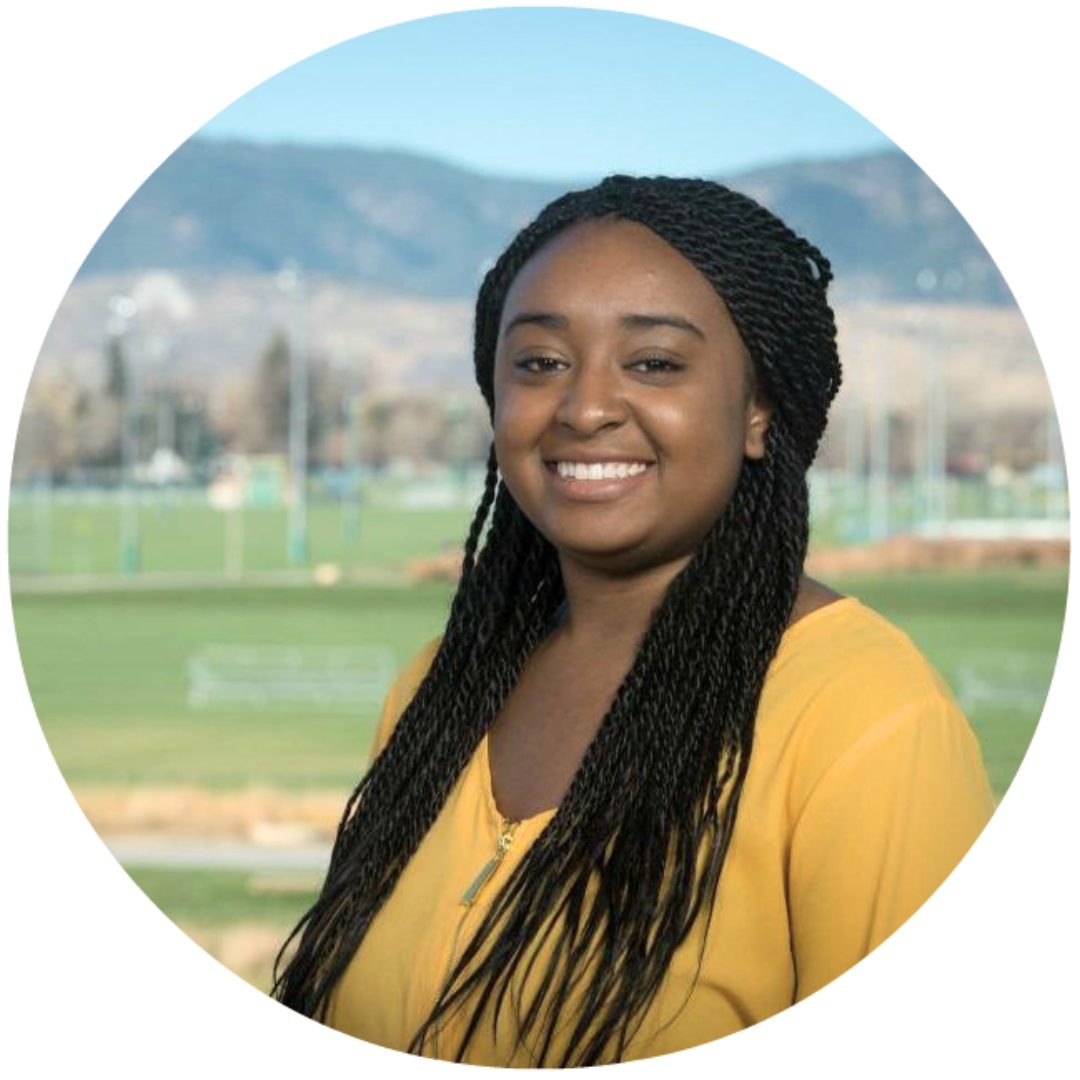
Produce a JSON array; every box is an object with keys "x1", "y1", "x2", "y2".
[{"x1": 492, "y1": 217, "x2": 771, "y2": 576}]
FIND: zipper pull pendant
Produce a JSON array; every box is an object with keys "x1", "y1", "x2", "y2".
[{"x1": 460, "y1": 821, "x2": 518, "y2": 907}]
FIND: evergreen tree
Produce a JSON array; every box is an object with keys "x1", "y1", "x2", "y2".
[
  {"x1": 252, "y1": 330, "x2": 292, "y2": 453},
  {"x1": 104, "y1": 335, "x2": 127, "y2": 401}
]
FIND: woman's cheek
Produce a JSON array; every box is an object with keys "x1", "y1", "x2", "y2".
[{"x1": 495, "y1": 394, "x2": 546, "y2": 454}]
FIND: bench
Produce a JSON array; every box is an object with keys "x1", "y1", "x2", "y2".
[{"x1": 187, "y1": 644, "x2": 395, "y2": 710}]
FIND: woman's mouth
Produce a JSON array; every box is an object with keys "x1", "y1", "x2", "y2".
[{"x1": 544, "y1": 460, "x2": 655, "y2": 501}]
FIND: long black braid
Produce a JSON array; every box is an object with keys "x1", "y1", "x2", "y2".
[{"x1": 272, "y1": 176, "x2": 841, "y2": 1066}]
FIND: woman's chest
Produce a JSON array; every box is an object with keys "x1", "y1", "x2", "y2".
[
  {"x1": 486, "y1": 645, "x2": 627, "y2": 821},
  {"x1": 327, "y1": 741, "x2": 799, "y2": 1065}
]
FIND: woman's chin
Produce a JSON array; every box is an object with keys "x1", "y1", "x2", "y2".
[{"x1": 551, "y1": 535, "x2": 674, "y2": 577}]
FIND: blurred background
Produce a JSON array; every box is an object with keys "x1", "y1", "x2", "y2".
[{"x1": 8, "y1": 9, "x2": 1067, "y2": 993}]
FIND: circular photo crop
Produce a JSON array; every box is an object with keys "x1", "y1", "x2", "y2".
[{"x1": 7, "y1": 5, "x2": 1069, "y2": 1071}]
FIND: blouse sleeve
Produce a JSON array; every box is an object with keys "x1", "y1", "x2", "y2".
[
  {"x1": 366, "y1": 636, "x2": 443, "y2": 767},
  {"x1": 788, "y1": 688, "x2": 995, "y2": 1002},
  {"x1": 367, "y1": 678, "x2": 401, "y2": 767}
]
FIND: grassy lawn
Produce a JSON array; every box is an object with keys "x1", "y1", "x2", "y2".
[
  {"x1": 129, "y1": 867, "x2": 320, "y2": 928},
  {"x1": 833, "y1": 569, "x2": 1066, "y2": 796},
  {"x1": 11, "y1": 475, "x2": 1066, "y2": 576},
  {"x1": 13, "y1": 583, "x2": 454, "y2": 788},
  {"x1": 127, "y1": 867, "x2": 319, "y2": 992},
  {"x1": 8, "y1": 486, "x2": 477, "y2": 577},
  {"x1": 11, "y1": 568, "x2": 1067, "y2": 799},
  {"x1": 21, "y1": 567, "x2": 1060, "y2": 990}
]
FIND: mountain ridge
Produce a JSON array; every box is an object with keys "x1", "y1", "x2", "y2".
[{"x1": 78, "y1": 138, "x2": 1012, "y2": 305}]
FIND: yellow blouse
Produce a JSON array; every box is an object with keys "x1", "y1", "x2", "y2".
[{"x1": 326, "y1": 597, "x2": 995, "y2": 1064}]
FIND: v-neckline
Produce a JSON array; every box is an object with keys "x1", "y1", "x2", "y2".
[
  {"x1": 475, "y1": 597, "x2": 860, "y2": 833},
  {"x1": 478, "y1": 733, "x2": 559, "y2": 832}
]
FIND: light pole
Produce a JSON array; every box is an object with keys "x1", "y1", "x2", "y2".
[
  {"x1": 341, "y1": 392, "x2": 362, "y2": 548},
  {"x1": 868, "y1": 341, "x2": 890, "y2": 541},
  {"x1": 108, "y1": 294, "x2": 140, "y2": 573},
  {"x1": 916, "y1": 267, "x2": 960, "y2": 536},
  {"x1": 1045, "y1": 411, "x2": 1063, "y2": 520},
  {"x1": 843, "y1": 379, "x2": 866, "y2": 541},
  {"x1": 278, "y1": 261, "x2": 309, "y2": 567},
  {"x1": 445, "y1": 397, "x2": 471, "y2": 503},
  {"x1": 146, "y1": 334, "x2": 177, "y2": 454}
]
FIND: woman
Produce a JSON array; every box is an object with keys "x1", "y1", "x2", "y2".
[{"x1": 272, "y1": 176, "x2": 994, "y2": 1066}]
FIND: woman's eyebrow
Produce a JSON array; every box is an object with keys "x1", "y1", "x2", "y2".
[
  {"x1": 502, "y1": 312, "x2": 568, "y2": 336},
  {"x1": 502, "y1": 311, "x2": 705, "y2": 339},
  {"x1": 620, "y1": 313, "x2": 705, "y2": 339}
]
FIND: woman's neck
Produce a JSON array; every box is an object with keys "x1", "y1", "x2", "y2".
[
  {"x1": 550, "y1": 557, "x2": 837, "y2": 656},
  {"x1": 553, "y1": 553, "x2": 692, "y2": 654}
]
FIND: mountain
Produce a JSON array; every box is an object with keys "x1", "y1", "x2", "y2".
[
  {"x1": 78, "y1": 139, "x2": 1012, "y2": 305},
  {"x1": 79, "y1": 140, "x2": 562, "y2": 299},
  {"x1": 732, "y1": 153, "x2": 1012, "y2": 304}
]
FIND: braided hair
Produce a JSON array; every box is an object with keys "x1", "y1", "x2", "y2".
[{"x1": 272, "y1": 176, "x2": 841, "y2": 1065}]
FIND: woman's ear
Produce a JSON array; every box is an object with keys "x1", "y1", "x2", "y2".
[{"x1": 743, "y1": 391, "x2": 773, "y2": 460}]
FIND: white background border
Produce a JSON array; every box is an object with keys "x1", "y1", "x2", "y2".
[{"x1": 2, "y1": 2, "x2": 1076, "y2": 1076}]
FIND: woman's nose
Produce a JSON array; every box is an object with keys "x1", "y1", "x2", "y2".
[{"x1": 554, "y1": 361, "x2": 627, "y2": 434}]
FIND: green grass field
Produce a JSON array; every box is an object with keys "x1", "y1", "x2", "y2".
[
  {"x1": 10, "y1": 475, "x2": 1067, "y2": 575},
  {"x1": 129, "y1": 867, "x2": 319, "y2": 928},
  {"x1": 14, "y1": 582, "x2": 455, "y2": 789},
  {"x1": 126, "y1": 867, "x2": 319, "y2": 990},
  {"x1": 14, "y1": 566, "x2": 1065, "y2": 992},
  {"x1": 12, "y1": 569, "x2": 1067, "y2": 798},
  {"x1": 8, "y1": 485, "x2": 478, "y2": 577}
]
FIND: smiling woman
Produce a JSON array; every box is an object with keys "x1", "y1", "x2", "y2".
[
  {"x1": 270, "y1": 175, "x2": 994, "y2": 1066},
  {"x1": 493, "y1": 217, "x2": 769, "y2": 577}
]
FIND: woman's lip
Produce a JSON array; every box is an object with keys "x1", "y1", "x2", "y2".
[{"x1": 543, "y1": 461, "x2": 654, "y2": 501}]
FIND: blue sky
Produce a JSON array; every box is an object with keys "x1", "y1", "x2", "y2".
[{"x1": 198, "y1": 8, "x2": 893, "y2": 181}]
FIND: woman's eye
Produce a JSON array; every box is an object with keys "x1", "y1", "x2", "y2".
[
  {"x1": 630, "y1": 356, "x2": 683, "y2": 374},
  {"x1": 515, "y1": 355, "x2": 565, "y2": 373}
]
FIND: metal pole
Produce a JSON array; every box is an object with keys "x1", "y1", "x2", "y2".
[
  {"x1": 33, "y1": 471, "x2": 52, "y2": 574},
  {"x1": 226, "y1": 497, "x2": 244, "y2": 579},
  {"x1": 844, "y1": 394, "x2": 864, "y2": 540},
  {"x1": 120, "y1": 356, "x2": 141, "y2": 572},
  {"x1": 921, "y1": 339, "x2": 934, "y2": 532},
  {"x1": 869, "y1": 344, "x2": 889, "y2": 541},
  {"x1": 280, "y1": 262, "x2": 309, "y2": 567},
  {"x1": 936, "y1": 347, "x2": 949, "y2": 534},
  {"x1": 916, "y1": 268, "x2": 950, "y2": 537},
  {"x1": 446, "y1": 398, "x2": 470, "y2": 503},
  {"x1": 343, "y1": 392, "x2": 361, "y2": 548},
  {"x1": 1046, "y1": 411, "x2": 1061, "y2": 520},
  {"x1": 109, "y1": 294, "x2": 141, "y2": 574}
]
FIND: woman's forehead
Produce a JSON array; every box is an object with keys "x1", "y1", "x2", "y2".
[{"x1": 500, "y1": 217, "x2": 736, "y2": 336}]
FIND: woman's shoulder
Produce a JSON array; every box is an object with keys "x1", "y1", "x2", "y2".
[
  {"x1": 758, "y1": 595, "x2": 980, "y2": 791},
  {"x1": 393, "y1": 635, "x2": 443, "y2": 701},
  {"x1": 771, "y1": 594, "x2": 949, "y2": 703},
  {"x1": 368, "y1": 636, "x2": 443, "y2": 761}
]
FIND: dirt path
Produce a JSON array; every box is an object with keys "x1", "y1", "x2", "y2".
[
  {"x1": 806, "y1": 535, "x2": 1068, "y2": 575},
  {"x1": 104, "y1": 834, "x2": 331, "y2": 870},
  {"x1": 75, "y1": 785, "x2": 346, "y2": 842}
]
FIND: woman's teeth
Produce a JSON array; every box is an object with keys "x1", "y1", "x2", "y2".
[{"x1": 554, "y1": 462, "x2": 649, "y2": 480}]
